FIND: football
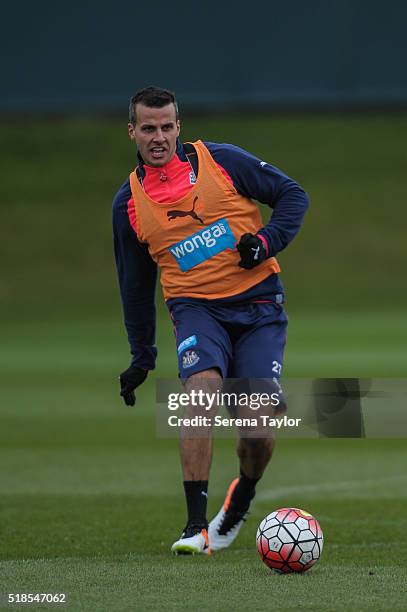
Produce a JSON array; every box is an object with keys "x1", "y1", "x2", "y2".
[{"x1": 256, "y1": 507, "x2": 323, "y2": 573}]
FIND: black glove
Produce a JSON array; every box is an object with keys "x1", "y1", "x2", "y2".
[
  {"x1": 237, "y1": 233, "x2": 267, "y2": 269},
  {"x1": 119, "y1": 366, "x2": 148, "y2": 406}
]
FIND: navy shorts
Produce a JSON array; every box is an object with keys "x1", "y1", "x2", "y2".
[{"x1": 170, "y1": 300, "x2": 288, "y2": 380}]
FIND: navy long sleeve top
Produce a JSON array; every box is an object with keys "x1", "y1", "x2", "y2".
[{"x1": 113, "y1": 140, "x2": 309, "y2": 368}]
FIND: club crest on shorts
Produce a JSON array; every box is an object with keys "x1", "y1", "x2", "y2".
[{"x1": 182, "y1": 350, "x2": 200, "y2": 368}]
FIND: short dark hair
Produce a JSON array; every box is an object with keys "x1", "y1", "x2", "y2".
[{"x1": 129, "y1": 86, "x2": 179, "y2": 124}]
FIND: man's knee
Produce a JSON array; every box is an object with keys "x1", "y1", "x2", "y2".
[
  {"x1": 181, "y1": 368, "x2": 222, "y2": 422},
  {"x1": 184, "y1": 368, "x2": 222, "y2": 399},
  {"x1": 238, "y1": 437, "x2": 274, "y2": 457},
  {"x1": 184, "y1": 368, "x2": 222, "y2": 388}
]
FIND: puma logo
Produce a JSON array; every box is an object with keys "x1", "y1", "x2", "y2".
[
  {"x1": 167, "y1": 196, "x2": 204, "y2": 224},
  {"x1": 252, "y1": 246, "x2": 260, "y2": 260}
]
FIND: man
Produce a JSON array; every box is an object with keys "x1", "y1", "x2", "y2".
[{"x1": 113, "y1": 86, "x2": 309, "y2": 555}]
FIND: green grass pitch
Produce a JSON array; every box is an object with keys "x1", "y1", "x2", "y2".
[
  {"x1": 1, "y1": 316, "x2": 406, "y2": 611},
  {"x1": 1, "y1": 114, "x2": 407, "y2": 610}
]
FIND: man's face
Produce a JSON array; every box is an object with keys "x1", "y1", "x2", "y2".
[{"x1": 128, "y1": 103, "x2": 180, "y2": 167}]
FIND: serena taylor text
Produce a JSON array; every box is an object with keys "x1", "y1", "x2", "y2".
[{"x1": 168, "y1": 415, "x2": 301, "y2": 429}]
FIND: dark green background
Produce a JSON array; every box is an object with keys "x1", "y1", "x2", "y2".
[{"x1": 1, "y1": 1, "x2": 407, "y2": 112}]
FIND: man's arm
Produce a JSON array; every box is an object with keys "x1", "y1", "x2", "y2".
[
  {"x1": 112, "y1": 179, "x2": 157, "y2": 371},
  {"x1": 205, "y1": 142, "x2": 310, "y2": 257}
]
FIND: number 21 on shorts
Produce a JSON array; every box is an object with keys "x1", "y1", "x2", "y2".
[{"x1": 272, "y1": 361, "x2": 282, "y2": 375}]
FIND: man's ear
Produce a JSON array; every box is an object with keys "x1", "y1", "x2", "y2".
[
  {"x1": 128, "y1": 122, "x2": 136, "y2": 141},
  {"x1": 176, "y1": 120, "x2": 181, "y2": 136}
]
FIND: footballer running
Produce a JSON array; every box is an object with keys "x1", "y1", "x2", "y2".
[{"x1": 112, "y1": 87, "x2": 309, "y2": 555}]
